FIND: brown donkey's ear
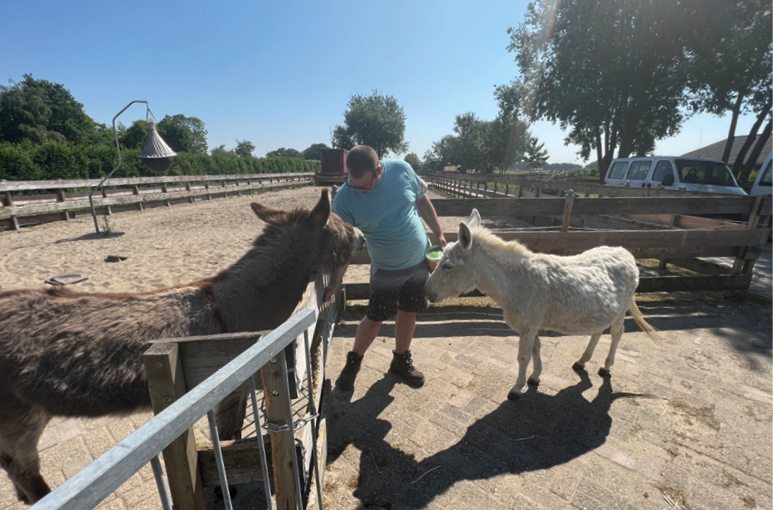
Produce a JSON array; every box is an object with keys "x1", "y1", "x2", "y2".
[
  {"x1": 251, "y1": 202, "x2": 284, "y2": 222},
  {"x1": 309, "y1": 189, "x2": 331, "y2": 228}
]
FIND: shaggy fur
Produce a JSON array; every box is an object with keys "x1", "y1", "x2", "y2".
[
  {"x1": 0, "y1": 189, "x2": 362, "y2": 504},
  {"x1": 425, "y1": 209, "x2": 657, "y2": 401}
]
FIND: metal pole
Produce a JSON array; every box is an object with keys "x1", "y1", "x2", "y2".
[
  {"x1": 249, "y1": 376, "x2": 275, "y2": 510},
  {"x1": 281, "y1": 351, "x2": 304, "y2": 510},
  {"x1": 303, "y1": 330, "x2": 324, "y2": 510},
  {"x1": 89, "y1": 100, "x2": 148, "y2": 234},
  {"x1": 207, "y1": 409, "x2": 234, "y2": 510},
  {"x1": 149, "y1": 455, "x2": 173, "y2": 510}
]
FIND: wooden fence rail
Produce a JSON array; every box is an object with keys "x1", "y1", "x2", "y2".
[
  {"x1": 343, "y1": 181, "x2": 771, "y2": 294},
  {"x1": 0, "y1": 172, "x2": 314, "y2": 231}
]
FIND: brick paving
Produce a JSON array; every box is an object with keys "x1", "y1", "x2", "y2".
[{"x1": 1, "y1": 292, "x2": 770, "y2": 510}]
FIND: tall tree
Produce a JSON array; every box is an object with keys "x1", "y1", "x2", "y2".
[
  {"x1": 510, "y1": 0, "x2": 687, "y2": 182},
  {"x1": 235, "y1": 139, "x2": 255, "y2": 157},
  {"x1": 266, "y1": 147, "x2": 303, "y2": 158},
  {"x1": 302, "y1": 143, "x2": 330, "y2": 160},
  {"x1": 404, "y1": 152, "x2": 421, "y2": 171},
  {"x1": 0, "y1": 74, "x2": 96, "y2": 144},
  {"x1": 333, "y1": 90, "x2": 409, "y2": 157},
  {"x1": 157, "y1": 114, "x2": 208, "y2": 154},
  {"x1": 684, "y1": 0, "x2": 771, "y2": 173},
  {"x1": 524, "y1": 136, "x2": 549, "y2": 172},
  {"x1": 120, "y1": 120, "x2": 148, "y2": 149}
]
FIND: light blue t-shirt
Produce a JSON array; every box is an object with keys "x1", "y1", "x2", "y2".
[{"x1": 333, "y1": 159, "x2": 429, "y2": 271}]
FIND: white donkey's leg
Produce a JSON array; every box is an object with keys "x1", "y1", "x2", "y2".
[
  {"x1": 599, "y1": 313, "x2": 626, "y2": 376},
  {"x1": 508, "y1": 330, "x2": 537, "y2": 400},
  {"x1": 527, "y1": 336, "x2": 542, "y2": 386},
  {"x1": 572, "y1": 331, "x2": 602, "y2": 372}
]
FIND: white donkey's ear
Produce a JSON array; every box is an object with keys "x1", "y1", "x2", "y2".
[
  {"x1": 468, "y1": 208, "x2": 481, "y2": 227},
  {"x1": 458, "y1": 222, "x2": 473, "y2": 251}
]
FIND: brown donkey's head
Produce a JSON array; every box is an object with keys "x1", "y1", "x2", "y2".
[{"x1": 250, "y1": 189, "x2": 363, "y2": 276}]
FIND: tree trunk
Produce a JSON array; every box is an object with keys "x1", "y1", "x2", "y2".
[
  {"x1": 595, "y1": 126, "x2": 605, "y2": 184},
  {"x1": 733, "y1": 101, "x2": 772, "y2": 178},
  {"x1": 737, "y1": 119, "x2": 772, "y2": 185},
  {"x1": 721, "y1": 92, "x2": 745, "y2": 163}
]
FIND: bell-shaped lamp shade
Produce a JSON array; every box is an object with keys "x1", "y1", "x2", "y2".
[{"x1": 138, "y1": 118, "x2": 177, "y2": 174}]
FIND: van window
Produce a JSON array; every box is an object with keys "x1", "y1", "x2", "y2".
[
  {"x1": 760, "y1": 164, "x2": 772, "y2": 187},
  {"x1": 626, "y1": 161, "x2": 652, "y2": 180},
  {"x1": 652, "y1": 161, "x2": 674, "y2": 183},
  {"x1": 608, "y1": 161, "x2": 629, "y2": 179},
  {"x1": 675, "y1": 159, "x2": 737, "y2": 186}
]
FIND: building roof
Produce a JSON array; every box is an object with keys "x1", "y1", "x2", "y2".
[{"x1": 681, "y1": 135, "x2": 772, "y2": 166}]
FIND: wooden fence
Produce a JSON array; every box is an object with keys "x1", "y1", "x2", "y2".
[
  {"x1": 341, "y1": 177, "x2": 771, "y2": 295},
  {"x1": 0, "y1": 172, "x2": 314, "y2": 231}
]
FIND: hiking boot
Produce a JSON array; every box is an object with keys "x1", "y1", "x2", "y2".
[
  {"x1": 335, "y1": 351, "x2": 363, "y2": 390},
  {"x1": 389, "y1": 350, "x2": 425, "y2": 388}
]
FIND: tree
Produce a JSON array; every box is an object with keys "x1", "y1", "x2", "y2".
[
  {"x1": 333, "y1": 90, "x2": 409, "y2": 157},
  {"x1": 302, "y1": 143, "x2": 329, "y2": 160},
  {"x1": 120, "y1": 120, "x2": 148, "y2": 149},
  {"x1": 235, "y1": 140, "x2": 255, "y2": 157},
  {"x1": 404, "y1": 152, "x2": 421, "y2": 171},
  {"x1": 524, "y1": 136, "x2": 549, "y2": 172},
  {"x1": 157, "y1": 114, "x2": 208, "y2": 154},
  {"x1": 266, "y1": 147, "x2": 303, "y2": 158},
  {"x1": 510, "y1": 0, "x2": 687, "y2": 182},
  {"x1": 683, "y1": 0, "x2": 771, "y2": 177},
  {"x1": 0, "y1": 74, "x2": 96, "y2": 145}
]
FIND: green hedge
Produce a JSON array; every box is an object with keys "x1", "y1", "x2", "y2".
[{"x1": 0, "y1": 141, "x2": 319, "y2": 181}]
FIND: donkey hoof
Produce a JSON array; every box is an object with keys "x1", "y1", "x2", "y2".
[
  {"x1": 527, "y1": 378, "x2": 540, "y2": 386},
  {"x1": 507, "y1": 390, "x2": 522, "y2": 400},
  {"x1": 598, "y1": 367, "x2": 611, "y2": 377},
  {"x1": 572, "y1": 362, "x2": 586, "y2": 372}
]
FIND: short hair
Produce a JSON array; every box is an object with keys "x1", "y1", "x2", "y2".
[{"x1": 346, "y1": 145, "x2": 379, "y2": 178}]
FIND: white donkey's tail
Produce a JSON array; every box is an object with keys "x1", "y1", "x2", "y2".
[{"x1": 629, "y1": 300, "x2": 663, "y2": 347}]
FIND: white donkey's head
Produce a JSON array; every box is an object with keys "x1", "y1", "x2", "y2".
[{"x1": 425, "y1": 209, "x2": 482, "y2": 303}]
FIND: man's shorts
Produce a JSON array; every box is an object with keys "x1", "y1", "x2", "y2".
[{"x1": 367, "y1": 261, "x2": 429, "y2": 322}]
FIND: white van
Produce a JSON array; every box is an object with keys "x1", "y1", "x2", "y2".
[
  {"x1": 750, "y1": 151, "x2": 772, "y2": 196},
  {"x1": 605, "y1": 156, "x2": 747, "y2": 195}
]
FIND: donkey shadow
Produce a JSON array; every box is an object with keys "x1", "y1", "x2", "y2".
[{"x1": 329, "y1": 371, "x2": 644, "y2": 509}]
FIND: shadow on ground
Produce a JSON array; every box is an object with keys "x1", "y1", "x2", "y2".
[{"x1": 328, "y1": 371, "x2": 646, "y2": 509}]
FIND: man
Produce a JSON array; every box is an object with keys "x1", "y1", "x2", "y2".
[{"x1": 323, "y1": 145, "x2": 446, "y2": 390}]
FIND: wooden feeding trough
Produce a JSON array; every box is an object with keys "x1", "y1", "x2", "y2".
[{"x1": 142, "y1": 273, "x2": 336, "y2": 510}]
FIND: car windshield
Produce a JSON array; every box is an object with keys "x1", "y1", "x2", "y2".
[{"x1": 675, "y1": 160, "x2": 738, "y2": 187}]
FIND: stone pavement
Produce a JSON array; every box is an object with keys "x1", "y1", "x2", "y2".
[{"x1": 323, "y1": 293, "x2": 772, "y2": 510}]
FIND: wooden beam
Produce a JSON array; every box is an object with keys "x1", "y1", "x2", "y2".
[{"x1": 142, "y1": 343, "x2": 206, "y2": 510}]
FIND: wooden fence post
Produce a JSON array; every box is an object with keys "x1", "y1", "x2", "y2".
[
  {"x1": 57, "y1": 189, "x2": 70, "y2": 221},
  {"x1": 561, "y1": 193, "x2": 575, "y2": 232},
  {"x1": 3, "y1": 190, "x2": 20, "y2": 231},
  {"x1": 133, "y1": 186, "x2": 144, "y2": 212},
  {"x1": 161, "y1": 183, "x2": 171, "y2": 207},
  {"x1": 732, "y1": 195, "x2": 764, "y2": 275},
  {"x1": 260, "y1": 352, "x2": 301, "y2": 510},
  {"x1": 143, "y1": 343, "x2": 207, "y2": 510}
]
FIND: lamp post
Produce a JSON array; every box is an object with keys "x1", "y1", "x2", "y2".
[{"x1": 89, "y1": 100, "x2": 177, "y2": 234}]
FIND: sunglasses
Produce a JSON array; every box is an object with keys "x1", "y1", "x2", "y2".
[{"x1": 344, "y1": 171, "x2": 377, "y2": 192}]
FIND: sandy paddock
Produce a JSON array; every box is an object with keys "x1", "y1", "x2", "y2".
[{"x1": 0, "y1": 185, "x2": 480, "y2": 509}]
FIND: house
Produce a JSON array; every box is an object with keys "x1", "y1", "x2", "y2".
[{"x1": 681, "y1": 135, "x2": 772, "y2": 170}]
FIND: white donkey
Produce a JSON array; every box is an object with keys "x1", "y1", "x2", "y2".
[{"x1": 425, "y1": 209, "x2": 658, "y2": 400}]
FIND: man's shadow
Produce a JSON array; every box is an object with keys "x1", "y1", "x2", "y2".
[{"x1": 328, "y1": 371, "x2": 645, "y2": 509}]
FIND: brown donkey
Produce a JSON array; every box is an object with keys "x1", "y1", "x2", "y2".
[{"x1": 0, "y1": 189, "x2": 363, "y2": 504}]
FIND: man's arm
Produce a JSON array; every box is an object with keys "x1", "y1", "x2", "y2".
[
  {"x1": 323, "y1": 262, "x2": 349, "y2": 303},
  {"x1": 416, "y1": 194, "x2": 447, "y2": 248}
]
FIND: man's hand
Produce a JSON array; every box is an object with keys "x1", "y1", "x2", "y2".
[
  {"x1": 435, "y1": 233, "x2": 447, "y2": 249},
  {"x1": 323, "y1": 282, "x2": 340, "y2": 303},
  {"x1": 324, "y1": 263, "x2": 350, "y2": 303}
]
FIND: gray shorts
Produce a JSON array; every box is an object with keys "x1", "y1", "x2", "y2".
[{"x1": 367, "y1": 261, "x2": 429, "y2": 322}]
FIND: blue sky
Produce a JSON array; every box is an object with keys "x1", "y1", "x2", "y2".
[{"x1": 2, "y1": 0, "x2": 757, "y2": 164}]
